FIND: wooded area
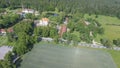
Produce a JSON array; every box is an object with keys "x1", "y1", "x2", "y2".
[{"x1": 0, "y1": 0, "x2": 120, "y2": 18}]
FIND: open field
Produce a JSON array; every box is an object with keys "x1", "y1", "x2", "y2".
[
  {"x1": 19, "y1": 43, "x2": 117, "y2": 68},
  {"x1": 78, "y1": 45, "x2": 120, "y2": 68},
  {"x1": 105, "y1": 50, "x2": 120, "y2": 68},
  {"x1": 0, "y1": 36, "x2": 8, "y2": 46},
  {"x1": 84, "y1": 14, "x2": 120, "y2": 42}
]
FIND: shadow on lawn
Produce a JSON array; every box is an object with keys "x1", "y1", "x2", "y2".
[{"x1": 16, "y1": 58, "x2": 23, "y2": 68}]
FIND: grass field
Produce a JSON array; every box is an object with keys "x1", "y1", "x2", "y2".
[
  {"x1": 105, "y1": 50, "x2": 120, "y2": 68},
  {"x1": 84, "y1": 14, "x2": 120, "y2": 42},
  {"x1": 0, "y1": 36, "x2": 8, "y2": 46},
  {"x1": 78, "y1": 45, "x2": 120, "y2": 68},
  {"x1": 19, "y1": 43, "x2": 117, "y2": 68}
]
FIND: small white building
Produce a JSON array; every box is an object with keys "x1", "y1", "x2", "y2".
[
  {"x1": 63, "y1": 17, "x2": 69, "y2": 25},
  {"x1": 22, "y1": 9, "x2": 34, "y2": 14},
  {"x1": 35, "y1": 18, "x2": 49, "y2": 26},
  {"x1": 42, "y1": 37, "x2": 53, "y2": 42},
  {"x1": 0, "y1": 29, "x2": 6, "y2": 36},
  {"x1": 35, "y1": 11, "x2": 39, "y2": 16},
  {"x1": 90, "y1": 31, "x2": 93, "y2": 36},
  {"x1": 84, "y1": 21, "x2": 90, "y2": 25}
]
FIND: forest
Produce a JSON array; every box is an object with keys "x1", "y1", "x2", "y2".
[{"x1": 0, "y1": 0, "x2": 120, "y2": 18}]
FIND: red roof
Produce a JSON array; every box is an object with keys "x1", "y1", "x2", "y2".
[
  {"x1": 42, "y1": 18, "x2": 49, "y2": 21},
  {"x1": 0, "y1": 29, "x2": 6, "y2": 33},
  {"x1": 59, "y1": 25, "x2": 67, "y2": 37},
  {"x1": 7, "y1": 28, "x2": 14, "y2": 33}
]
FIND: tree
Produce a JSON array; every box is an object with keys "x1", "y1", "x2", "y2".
[
  {"x1": 42, "y1": 27, "x2": 49, "y2": 37},
  {"x1": 116, "y1": 13, "x2": 120, "y2": 19},
  {"x1": 54, "y1": 35, "x2": 59, "y2": 44},
  {"x1": 67, "y1": 22, "x2": 75, "y2": 32},
  {"x1": 0, "y1": 61, "x2": 3, "y2": 68},
  {"x1": 14, "y1": 20, "x2": 33, "y2": 35},
  {"x1": 4, "y1": 52, "x2": 13, "y2": 62},
  {"x1": 13, "y1": 41, "x2": 27, "y2": 55},
  {"x1": 25, "y1": 13, "x2": 35, "y2": 20},
  {"x1": 49, "y1": 27, "x2": 57, "y2": 38},
  {"x1": 71, "y1": 34, "x2": 79, "y2": 46},
  {"x1": 100, "y1": 38, "x2": 113, "y2": 48},
  {"x1": 97, "y1": 27, "x2": 104, "y2": 35},
  {"x1": 0, "y1": 14, "x2": 20, "y2": 28},
  {"x1": 113, "y1": 38, "x2": 120, "y2": 47},
  {"x1": 7, "y1": 33, "x2": 17, "y2": 42},
  {"x1": 0, "y1": 52, "x2": 15, "y2": 68}
]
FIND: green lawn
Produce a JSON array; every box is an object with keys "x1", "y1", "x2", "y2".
[
  {"x1": 78, "y1": 45, "x2": 120, "y2": 68},
  {"x1": 0, "y1": 36, "x2": 8, "y2": 46},
  {"x1": 105, "y1": 50, "x2": 120, "y2": 68},
  {"x1": 19, "y1": 42, "x2": 117, "y2": 68},
  {"x1": 84, "y1": 14, "x2": 120, "y2": 42}
]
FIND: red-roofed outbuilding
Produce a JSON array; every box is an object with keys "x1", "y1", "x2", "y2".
[{"x1": 59, "y1": 25, "x2": 67, "y2": 37}]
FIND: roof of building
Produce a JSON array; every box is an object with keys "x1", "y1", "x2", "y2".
[
  {"x1": 7, "y1": 28, "x2": 14, "y2": 33},
  {"x1": 61, "y1": 25, "x2": 67, "y2": 33},
  {"x1": 41, "y1": 18, "x2": 49, "y2": 22},
  {"x1": 59, "y1": 24, "x2": 67, "y2": 37},
  {"x1": 22, "y1": 9, "x2": 34, "y2": 11},
  {"x1": 0, "y1": 29, "x2": 6, "y2": 33}
]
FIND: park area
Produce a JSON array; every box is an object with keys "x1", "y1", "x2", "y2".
[{"x1": 19, "y1": 43, "x2": 117, "y2": 68}]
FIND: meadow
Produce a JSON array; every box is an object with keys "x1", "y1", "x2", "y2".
[{"x1": 84, "y1": 14, "x2": 120, "y2": 42}]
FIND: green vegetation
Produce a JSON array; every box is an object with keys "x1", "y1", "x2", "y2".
[
  {"x1": 105, "y1": 50, "x2": 120, "y2": 68},
  {"x1": 20, "y1": 42, "x2": 117, "y2": 68},
  {"x1": 12, "y1": 20, "x2": 34, "y2": 55},
  {"x1": 0, "y1": 36, "x2": 8, "y2": 46},
  {"x1": 113, "y1": 38, "x2": 120, "y2": 47},
  {"x1": 34, "y1": 27, "x2": 58, "y2": 38},
  {"x1": 0, "y1": 52, "x2": 16, "y2": 68},
  {"x1": 62, "y1": 14, "x2": 103, "y2": 44},
  {"x1": 78, "y1": 45, "x2": 120, "y2": 68},
  {"x1": 0, "y1": 0, "x2": 120, "y2": 68},
  {"x1": 84, "y1": 14, "x2": 120, "y2": 42},
  {"x1": 0, "y1": 14, "x2": 20, "y2": 28},
  {"x1": 1, "y1": 0, "x2": 120, "y2": 18}
]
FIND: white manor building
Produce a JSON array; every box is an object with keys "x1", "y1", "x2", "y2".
[
  {"x1": 34, "y1": 18, "x2": 49, "y2": 26},
  {"x1": 22, "y1": 9, "x2": 35, "y2": 14}
]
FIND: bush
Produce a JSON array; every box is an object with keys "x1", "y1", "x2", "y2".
[{"x1": 100, "y1": 38, "x2": 113, "y2": 48}]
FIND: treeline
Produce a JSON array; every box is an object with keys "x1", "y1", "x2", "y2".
[
  {"x1": 0, "y1": 14, "x2": 21, "y2": 29},
  {"x1": 12, "y1": 20, "x2": 34, "y2": 55},
  {"x1": 1, "y1": 0, "x2": 120, "y2": 18},
  {"x1": 34, "y1": 26, "x2": 58, "y2": 38},
  {"x1": 0, "y1": 20, "x2": 35, "y2": 68}
]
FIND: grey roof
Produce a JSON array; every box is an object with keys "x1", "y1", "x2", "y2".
[{"x1": 0, "y1": 46, "x2": 13, "y2": 60}]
